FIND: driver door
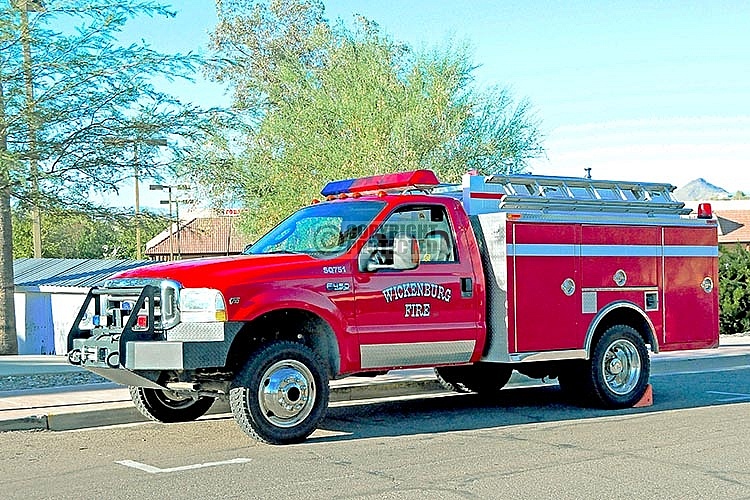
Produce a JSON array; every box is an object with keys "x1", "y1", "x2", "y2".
[{"x1": 354, "y1": 204, "x2": 479, "y2": 370}]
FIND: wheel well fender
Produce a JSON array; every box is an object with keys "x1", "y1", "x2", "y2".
[
  {"x1": 584, "y1": 301, "x2": 659, "y2": 357},
  {"x1": 226, "y1": 308, "x2": 341, "y2": 379}
]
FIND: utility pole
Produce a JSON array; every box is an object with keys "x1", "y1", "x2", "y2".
[
  {"x1": 107, "y1": 136, "x2": 167, "y2": 260},
  {"x1": 134, "y1": 144, "x2": 142, "y2": 259},
  {"x1": 16, "y1": 0, "x2": 45, "y2": 257},
  {"x1": 151, "y1": 183, "x2": 189, "y2": 261}
]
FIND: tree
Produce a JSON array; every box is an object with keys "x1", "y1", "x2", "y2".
[
  {"x1": 12, "y1": 207, "x2": 168, "y2": 259},
  {"x1": 191, "y1": 0, "x2": 544, "y2": 238},
  {"x1": 0, "y1": 1, "x2": 217, "y2": 354},
  {"x1": 719, "y1": 245, "x2": 750, "y2": 335}
]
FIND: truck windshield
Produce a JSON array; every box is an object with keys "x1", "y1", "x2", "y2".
[{"x1": 245, "y1": 201, "x2": 386, "y2": 258}]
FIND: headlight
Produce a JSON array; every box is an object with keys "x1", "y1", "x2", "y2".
[{"x1": 179, "y1": 288, "x2": 227, "y2": 323}]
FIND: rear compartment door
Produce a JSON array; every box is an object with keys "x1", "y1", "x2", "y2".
[
  {"x1": 509, "y1": 221, "x2": 581, "y2": 352},
  {"x1": 662, "y1": 226, "x2": 719, "y2": 349}
]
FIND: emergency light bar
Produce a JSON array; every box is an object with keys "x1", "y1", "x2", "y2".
[{"x1": 321, "y1": 169, "x2": 440, "y2": 196}]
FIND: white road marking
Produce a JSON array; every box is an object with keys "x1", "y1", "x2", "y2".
[
  {"x1": 706, "y1": 391, "x2": 750, "y2": 402},
  {"x1": 652, "y1": 365, "x2": 750, "y2": 377},
  {"x1": 115, "y1": 458, "x2": 251, "y2": 474}
]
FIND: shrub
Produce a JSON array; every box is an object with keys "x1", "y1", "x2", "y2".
[{"x1": 719, "y1": 245, "x2": 750, "y2": 335}]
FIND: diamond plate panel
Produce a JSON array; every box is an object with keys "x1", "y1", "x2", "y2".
[
  {"x1": 167, "y1": 322, "x2": 225, "y2": 342},
  {"x1": 473, "y1": 214, "x2": 510, "y2": 362},
  {"x1": 360, "y1": 340, "x2": 475, "y2": 370},
  {"x1": 582, "y1": 291, "x2": 598, "y2": 314}
]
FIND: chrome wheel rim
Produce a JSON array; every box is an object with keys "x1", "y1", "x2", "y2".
[
  {"x1": 601, "y1": 339, "x2": 641, "y2": 395},
  {"x1": 258, "y1": 360, "x2": 315, "y2": 428}
]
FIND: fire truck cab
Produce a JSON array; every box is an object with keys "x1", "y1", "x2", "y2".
[{"x1": 67, "y1": 169, "x2": 719, "y2": 444}]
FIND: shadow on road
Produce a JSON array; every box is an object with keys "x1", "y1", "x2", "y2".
[{"x1": 310, "y1": 366, "x2": 750, "y2": 443}]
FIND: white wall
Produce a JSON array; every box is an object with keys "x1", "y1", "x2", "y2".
[{"x1": 14, "y1": 287, "x2": 88, "y2": 355}]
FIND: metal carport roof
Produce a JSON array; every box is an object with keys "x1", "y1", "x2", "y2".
[{"x1": 13, "y1": 258, "x2": 152, "y2": 288}]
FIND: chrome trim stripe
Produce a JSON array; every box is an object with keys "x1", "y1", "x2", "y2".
[
  {"x1": 360, "y1": 340, "x2": 475, "y2": 369},
  {"x1": 508, "y1": 243, "x2": 716, "y2": 258},
  {"x1": 509, "y1": 349, "x2": 587, "y2": 363},
  {"x1": 581, "y1": 286, "x2": 658, "y2": 292},
  {"x1": 509, "y1": 244, "x2": 578, "y2": 257},
  {"x1": 495, "y1": 211, "x2": 716, "y2": 226},
  {"x1": 582, "y1": 245, "x2": 660, "y2": 257},
  {"x1": 105, "y1": 277, "x2": 183, "y2": 289},
  {"x1": 663, "y1": 245, "x2": 718, "y2": 257}
]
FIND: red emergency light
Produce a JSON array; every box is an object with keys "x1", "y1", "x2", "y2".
[
  {"x1": 697, "y1": 203, "x2": 712, "y2": 219},
  {"x1": 321, "y1": 170, "x2": 440, "y2": 196}
]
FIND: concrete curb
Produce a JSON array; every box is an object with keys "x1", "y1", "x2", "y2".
[
  {"x1": 0, "y1": 376, "x2": 446, "y2": 433},
  {"x1": 3, "y1": 345, "x2": 750, "y2": 434}
]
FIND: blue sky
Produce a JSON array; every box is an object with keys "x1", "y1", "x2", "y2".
[{"x1": 119, "y1": 0, "x2": 749, "y2": 203}]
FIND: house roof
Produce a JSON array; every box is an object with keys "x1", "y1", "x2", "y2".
[
  {"x1": 13, "y1": 258, "x2": 151, "y2": 288},
  {"x1": 715, "y1": 210, "x2": 750, "y2": 244},
  {"x1": 682, "y1": 201, "x2": 750, "y2": 245},
  {"x1": 145, "y1": 216, "x2": 248, "y2": 256}
]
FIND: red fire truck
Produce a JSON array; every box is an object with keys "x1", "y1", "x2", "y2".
[{"x1": 67, "y1": 170, "x2": 719, "y2": 444}]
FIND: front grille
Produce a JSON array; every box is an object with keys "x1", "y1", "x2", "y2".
[
  {"x1": 68, "y1": 279, "x2": 182, "y2": 360},
  {"x1": 83, "y1": 279, "x2": 180, "y2": 332},
  {"x1": 105, "y1": 292, "x2": 160, "y2": 330}
]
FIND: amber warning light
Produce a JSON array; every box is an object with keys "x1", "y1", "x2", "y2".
[{"x1": 697, "y1": 203, "x2": 713, "y2": 219}]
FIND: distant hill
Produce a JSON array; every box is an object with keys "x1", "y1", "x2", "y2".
[{"x1": 673, "y1": 178, "x2": 730, "y2": 201}]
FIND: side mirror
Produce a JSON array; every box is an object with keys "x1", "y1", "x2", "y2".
[{"x1": 362, "y1": 234, "x2": 420, "y2": 272}]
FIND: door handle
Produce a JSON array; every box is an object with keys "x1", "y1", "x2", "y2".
[{"x1": 461, "y1": 277, "x2": 473, "y2": 298}]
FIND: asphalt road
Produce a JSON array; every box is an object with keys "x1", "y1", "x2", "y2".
[{"x1": 2, "y1": 361, "x2": 750, "y2": 499}]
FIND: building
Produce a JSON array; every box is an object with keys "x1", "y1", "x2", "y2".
[
  {"x1": 685, "y1": 200, "x2": 750, "y2": 249},
  {"x1": 13, "y1": 258, "x2": 152, "y2": 355},
  {"x1": 145, "y1": 210, "x2": 249, "y2": 261},
  {"x1": 716, "y1": 210, "x2": 750, "y2": 249}
]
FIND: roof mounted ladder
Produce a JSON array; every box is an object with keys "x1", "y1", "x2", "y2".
[{"x1": 463, "y1": 173, "x2": 690, "y2": 216}]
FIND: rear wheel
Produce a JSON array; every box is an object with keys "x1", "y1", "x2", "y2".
[
  {"x1": 230, "y1": 341, "x2": 329, "y2": 445},
  {"x1": 561, "y1": 325, "x2": 650, "y2": 408},
  {"x1": 435, "y1": 363, "x2": 513, "y2": 395},
  {"x1": 129, "y1": 387, "x2": 215, "y2": 423},
  {"x1": 589, "y1": 325, "x2": 650, "y2": 408}
]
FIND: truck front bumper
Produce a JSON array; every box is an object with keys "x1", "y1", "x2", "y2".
[{"x1": 70, "y1": 322, "x2": 244, "y2": 372}]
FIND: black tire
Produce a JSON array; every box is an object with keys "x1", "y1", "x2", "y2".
[
  {"x1": 230, "y1": 341, "x2": 329, "y2": 445},
  {"x1": 129, "y1": 387, "x2": 215, "y2": 423},
  {"x1": 435, "y1": 363, "x2": 513, "y2": 395},
  {"x1": 583, "y1": 325, "x2": 650, "y2": 408}
]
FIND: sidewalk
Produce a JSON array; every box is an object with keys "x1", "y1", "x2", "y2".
[{"x1": 2, "y1": 335, "x2": 750, "y2": 433}]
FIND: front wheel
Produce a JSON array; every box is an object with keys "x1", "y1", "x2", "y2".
[
  {"x1": 129, "y1": 387, "x2": 215, "y2": 423},
  {"x1": 587, "y1": 325, "x2": 650, "y2": 408},
  {"x1": 230, "y1": 341, "x2": 329, "y2": 445}
]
